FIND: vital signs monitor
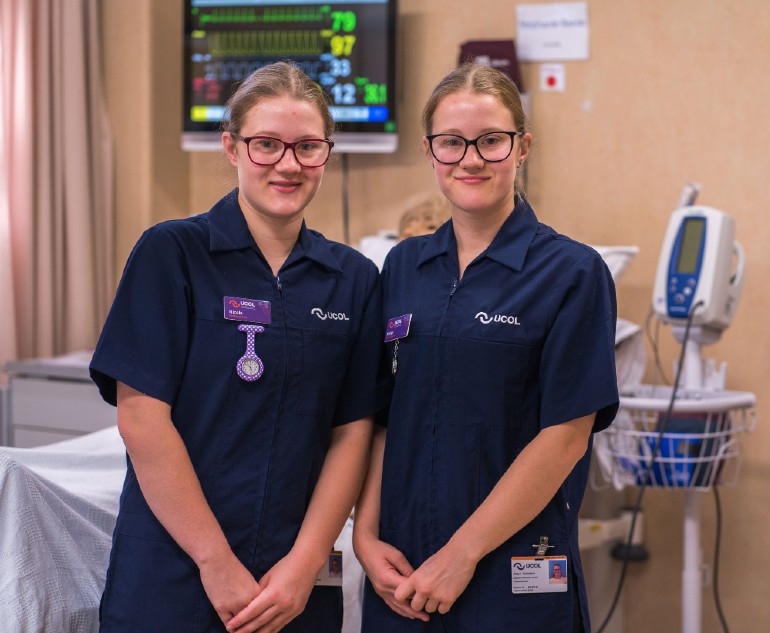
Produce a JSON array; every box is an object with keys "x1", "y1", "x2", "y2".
[{"x1": 652, "y1": 206, "x2": 744, "y2": 331}]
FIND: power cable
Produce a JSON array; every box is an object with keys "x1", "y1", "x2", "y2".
[{"x1": 712, "y1": 486, "x2": 730, "y2": 632}]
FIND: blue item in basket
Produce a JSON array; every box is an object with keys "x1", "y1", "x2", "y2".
[{"x1": 639, "y1": 414, "x2": 724, "y2": 487}]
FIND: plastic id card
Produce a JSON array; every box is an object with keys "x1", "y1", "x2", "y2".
[
  {"x1": 511, "y1": 556, "x2": 568, "y2": 593},
  {"x1": 315, "y1": 550, "x2": 343, "y2": 587}
]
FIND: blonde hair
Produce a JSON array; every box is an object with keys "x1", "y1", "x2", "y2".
[
  {"x1": 222, "y1": 61, "x2": 334, "y2": 138},
  {"x1": 421, "y1": 62, "x2": 528, "y2": 137}
]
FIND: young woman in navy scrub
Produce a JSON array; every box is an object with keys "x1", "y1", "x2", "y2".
[
  {"x1": 90, "y1": 62, "x2": 386, "y2": 633},
  {"x1": 354, "y1": 63, "x2": 619, "y2": 632}
]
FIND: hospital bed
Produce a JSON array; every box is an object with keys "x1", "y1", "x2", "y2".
[
  {"x1": 0, "y1": 245, "x2": 640, "y2": 633},
  {"x1": 0, "y1": 427, "x2": 123, "y2": 633}
]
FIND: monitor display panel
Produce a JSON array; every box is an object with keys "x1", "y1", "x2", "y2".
[{"x1": 183, "y1": 0, "x2": 398, "y2": 153}]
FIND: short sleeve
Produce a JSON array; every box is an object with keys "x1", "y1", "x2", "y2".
[
  {"x1": 539, "y1": 252, "x2": 619, "y2": 432},
  {"x1": 331, "y1": 261, "x2": 391, "y2": 426},
  {"x1": 89, "y1": 226, "x2": 192, "y2": 407}
]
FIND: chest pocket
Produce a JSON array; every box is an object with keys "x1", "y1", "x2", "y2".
[
  {"x1": 442, "y1": 337, "x2": 532, "y2": 428},
  {"x1": 296, "y1": 328, "x2": 354, "y2": 417}
]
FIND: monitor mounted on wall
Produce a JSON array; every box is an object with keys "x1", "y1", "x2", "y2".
[{"x1": 183, "y1": 0, "x2": 398, "y2": 153}]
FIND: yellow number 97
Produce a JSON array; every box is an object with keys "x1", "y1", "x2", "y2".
[{"x1": 330, "y1": 35, "x2": 356, "y2": 56}]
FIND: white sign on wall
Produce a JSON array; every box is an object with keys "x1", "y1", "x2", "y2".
[{"x1": 516, "y1": 2, "x2": 589, "y2": 62}]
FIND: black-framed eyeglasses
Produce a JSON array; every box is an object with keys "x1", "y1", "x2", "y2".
[
  {"x1": 233, "y1": 134, "x2": 334, "y2": 168},
  {"x1": 426, "y1": 131, "x2": 521, "y2": 165}
]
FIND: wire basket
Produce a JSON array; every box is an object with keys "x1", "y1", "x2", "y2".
[{"x1": 594, "y1": 385, "x2": 756, "y2": 491}]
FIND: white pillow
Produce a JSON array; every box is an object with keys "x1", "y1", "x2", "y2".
[{"x1": 589, "y1": 245, "x2": 640, "y2": 283}]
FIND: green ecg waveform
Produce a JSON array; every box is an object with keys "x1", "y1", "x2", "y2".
[
  {"x1": 199, "y1": 7, "x2": 325, "y2": 25},
  {"x1": 209, "y1": 30, "x2": 325, "y2": 56}
]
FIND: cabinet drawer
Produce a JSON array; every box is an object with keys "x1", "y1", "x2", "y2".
[
  {"x1": 9, "y1": 377, "x2": 116, "y2": 437},
  {"x1": 11, "y1": 426, "x2": 86, "y2": 449}
]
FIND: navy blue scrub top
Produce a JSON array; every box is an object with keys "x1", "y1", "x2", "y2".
[
  {"x1": 364, "y1": 196, "x2": 619, "y2": 633},
  {"x1": 90, "y1": 189, "x2": 387, "y2": 632}
]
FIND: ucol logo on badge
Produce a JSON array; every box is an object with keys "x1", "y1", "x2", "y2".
[
  {"x1": 224, "y1": 297, "x2": 272, "y2": 324},
  {"x1": 384, "y1": 313, "x2": 412, "y2": 342}
]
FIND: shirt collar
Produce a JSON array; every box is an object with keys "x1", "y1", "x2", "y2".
[
  {"x1": 208, "y1": 188, "x2": 343, "y2": 273},
  {"x1": 416, "y1": 196, "x2": 539, "y2": 272},
  {"x1": 293, "y1": 222, "x2": 343, "y2": 273},
  {"x1": 208, "y1": 189, "x2": 254, "y2": 251},
  {"x1": 416, "y1": 217, "x2": 455, "y2": 267},
  {"x1": 483, "y1": 196, "x2": 539, "y2": 271}
]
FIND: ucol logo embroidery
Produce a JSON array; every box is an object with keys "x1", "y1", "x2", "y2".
[
  {"x1": 475, "y1": 311, "x2": 521, "y2": 325},
  {"x1": 311, "y1": 307, "x2": 350, "y2": 321}
]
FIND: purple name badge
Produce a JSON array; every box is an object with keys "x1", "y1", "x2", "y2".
[
  {"x1": 384, "y1": 313, "x2": 412, "y2": 342},
  {"x1": 224, "y1": 297, "x2": 272, "y2": 324}
]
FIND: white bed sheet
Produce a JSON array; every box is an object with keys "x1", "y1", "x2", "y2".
[{"x1": 0, "y1": 426, "x2": 125, "y2": 633}]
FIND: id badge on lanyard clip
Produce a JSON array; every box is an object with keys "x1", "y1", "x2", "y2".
[{"x1": 384, "y1": 313, "x2": 412, "y2": 375}]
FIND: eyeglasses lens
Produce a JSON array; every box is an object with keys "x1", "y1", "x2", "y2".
[
  {"x1": 247, "y1": 137, "x2": 331, "y2": 167},
  {"x1": 431, "y1": 133, "x2": 513, "y2": 164}
]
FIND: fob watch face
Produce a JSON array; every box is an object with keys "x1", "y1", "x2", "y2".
[
  {"x1": 241, "y1": 359, "x2": 261, "y2": 376},
  {"x1": 237, "y1": 356, "x2": 264, "y2": 381}
]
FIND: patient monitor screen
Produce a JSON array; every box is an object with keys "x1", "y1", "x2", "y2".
[
  {"x1": 183, "y1": 0, "x2": 397, "y2": 141},
  {"x1": 675, "y1": 217, "x2": 705, "y2": 274}
]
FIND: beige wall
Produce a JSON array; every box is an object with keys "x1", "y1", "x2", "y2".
[{"x1": 102, "y1": 1, "x2": 770, "y2": 631}]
